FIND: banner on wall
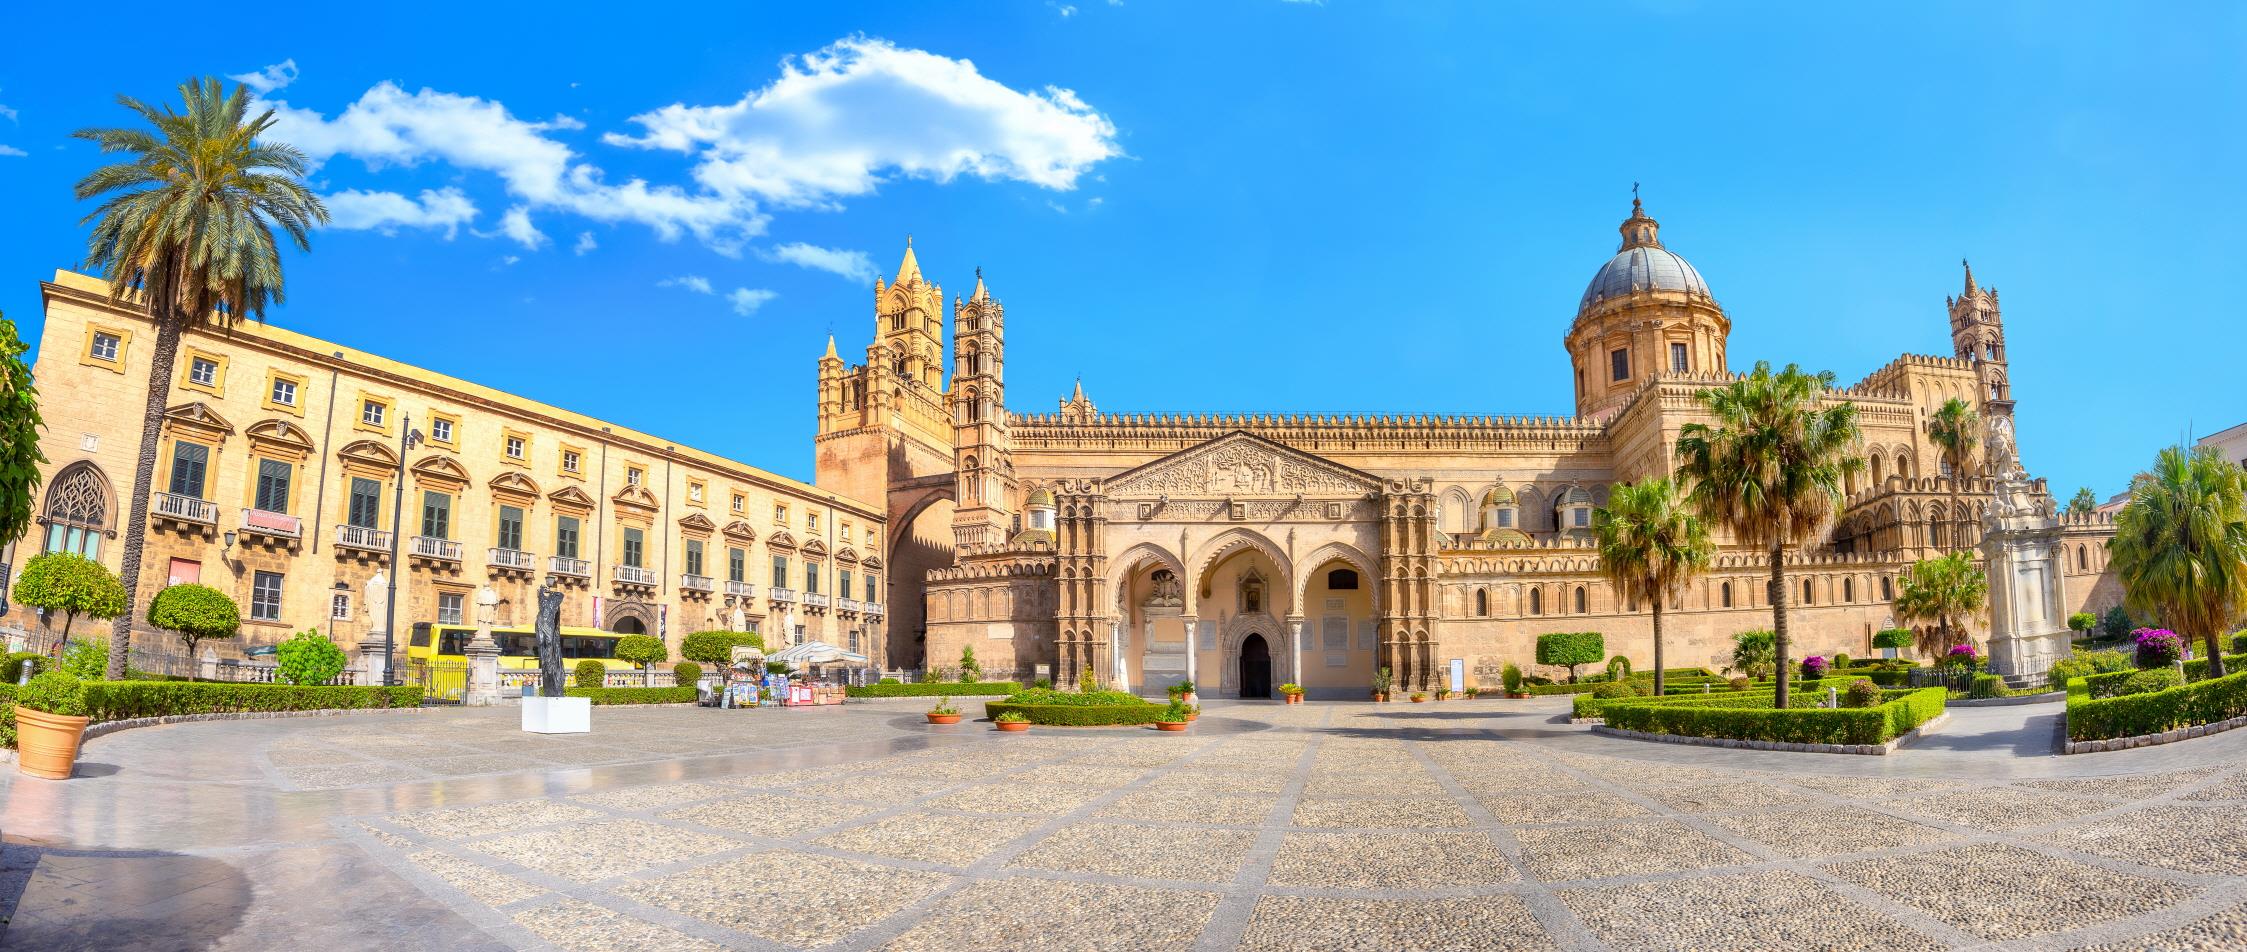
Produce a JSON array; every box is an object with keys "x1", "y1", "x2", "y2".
[
  {"x1": 659, "y1": 603, "x2": 668, "y2": 638},
  {"x1": 593, "y1": 595, "x2": 605, "y2": 630}
]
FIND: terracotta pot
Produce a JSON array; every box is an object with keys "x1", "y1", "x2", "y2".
[
  {"x1": 1154, "y1": 721, "x2": 1189, "y2": 732},
  {"x1": 926, "y1": 713, "x2": 962, "y2": 725},
  {"x1": 16, "y1": 707, "x2": 90, "y2": 781},
  {"x1": 1183, "y1": 691, "x2": 1198, "y2": 705},
  {"x1": 995, "y1": 720, "x2": 1029, "y2": 732},
  {"x1": 1285, "y1": 694, "x2": 1302, "y2": 704},
  {"x1": 1186, "y1": 711, "x2": 1199, "y2": 721},
  {"x1": 1412, "y1": 696, "x2": 1428, "y2": 703},
  {"x1": 1373, "y1": 692, "x2": 1388, "y2": 702}
]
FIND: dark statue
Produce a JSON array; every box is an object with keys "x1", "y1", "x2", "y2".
[{"x1": 536, "y1": 585, "x2": 565, "y2": 697}]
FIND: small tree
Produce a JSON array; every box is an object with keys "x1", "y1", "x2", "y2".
[
  {"x1": 681, "y1": 630, "x2": 761, "y2": 681},
  {"x1": 13, "y1": 552, "x2": 127, "y2": 641},
  {"x1": 573, "y1": 658, "x2": 607, "y2": 689},
  {"x1": 1872, "y1": 628, "x2": 1914, "y2": 656},
  {"x1": 275, "y1": 629, "x2": 347, "y2": 685},
  {"x1": 146, "y1": 583, "x2": 241, "y2": 657},
  {"x1": 1535, "y1": 631, "x2": 1605, "y2": 683},
  {"x1": 2101, "y1": 605, "x2": 2134, "y2": 641},
  {"x1": 615, "y1": 634, "x2": 667, "y2": 686},
  {"x1": 2067, "y1": 612, "x2": 2098, "y2": 640},
  {"x1": 2066, "y1": 487, "x2": 2099, "y2": 517},
  {"x1": 958, "y1": 644, "x2": 981, "y2": 683},
  {"x1": 0, "y1": 312, "x2": 46, "y2": 551},
  {"x1": 1729, "y1": 629, "x2": 1777, "y2": 680}
]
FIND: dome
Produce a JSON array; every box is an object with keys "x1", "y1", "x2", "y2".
[
  {"x1": 1025, "y1": 487, "x2": 1056, "y2": 508},
  {"x1": 1481, "y1": 483, "x2": 1516, "y2": 507},
  {"x1": 1579, "y1": 245, "x2": 1711, "y2": 310}
]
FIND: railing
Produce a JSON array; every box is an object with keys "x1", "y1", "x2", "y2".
[
  {"x1": 770, "y1": 587, "x2": 799, "y2": 603},
  {"x1": 865, "y1": 601, "x2": 884, "y2": 617},
  {"x1": 240, "y1": 508, "x2": 301, "y2": 539},
  {"x1": 803, "y1": 592, "x2": 831, "y2": 609},
  {"x1": 410, "y1": 536, "x2": 463, "y2": 561},
  {"x1": 213, "y1": 659, "x2": 360, "y2": 686},
  {"x1": 549, "y1": 555, "x2": 591, "y2": 577},
  {"x1": 153, "y1": 491, "x2": 219, "y2": 524},
  {"x1": 489, "y1": 547, "x2": 535, "y2": 569},
  {"x1": 335, "y1": 524, "x2": 391, "y2": 551},
  {"x1": 681, "y1": 573, "x2": 715, "y2": 592},
  {"x1": 724, "y1": 580, "x2": 756, "y2": 598},
  {"x1": 838, "y1": 597, "x2": 863, "y2": 614},
  {"x1": 615, "y1": 564, "x2": 659, "y2": 585}
]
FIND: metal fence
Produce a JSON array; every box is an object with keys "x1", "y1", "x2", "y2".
[{"x1": 0, "y1": 620, "x2": 356, "y2": 684}]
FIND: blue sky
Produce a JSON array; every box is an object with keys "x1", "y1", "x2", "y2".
[{"x1": 1, "y1": 1, "x2": 2239, "y2": 500}]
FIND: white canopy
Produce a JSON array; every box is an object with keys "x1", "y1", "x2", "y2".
[{"x1": 766, "y1": 641, "x2": 871, "y2": 667}]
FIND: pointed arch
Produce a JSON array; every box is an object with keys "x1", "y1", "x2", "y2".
[
  {"x1": 1189, "y1": 527, "x2": 1294, "y2": 597},
  {"x1": 1291, "y1": 540, "x2": 1378, "y2": 611},
  {"x1": 1106, "y1": 541, "x2": 1189, "y2": 613}
]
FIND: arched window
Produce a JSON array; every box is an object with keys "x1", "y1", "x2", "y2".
[
  {"x1": 1573, "y1": 586, "x2": 1587, "y2": 614},
  {"x1": 1327, "y1": 569, "x2": 1358, "y2": 590},
  {"x1": 1881, "y1": 576, "x2": 1893, "y2": 600},
  {"x1": 1802, "y1": 578, "x2": 1814, "y2": 604},
  {"x1": 2076, "y1": 545, "x2": 2087, "y2": 570},
  {"x1": 1720, "y1": 581, "x2": 1732, "y2": 608},
  {"x1": 1844, "y1": 578, "x2": 1855, "y2": 602},
  {"x1": 1474, "y1": 588, "x2": 1488, "y2": 617},
  {"x1": 1529, "y1": 588, "x2": 1543, "y2": 616},
  {"x1": 39, "y1": 463, "x2": 111, "y2": 559}
]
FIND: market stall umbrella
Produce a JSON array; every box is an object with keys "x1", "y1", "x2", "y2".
[{"x1": 766, "y1": 642, "x2": 871, "y2": 667}]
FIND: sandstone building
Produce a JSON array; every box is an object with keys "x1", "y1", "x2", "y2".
[
  {"x1": 820, "y1": 201, "x2": 2121, "y2": 697},
  {"x1": 15, "y1": 271, "x2": 887, "y2": 666}
]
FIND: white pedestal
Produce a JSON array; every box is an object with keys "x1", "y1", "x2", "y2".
[{"x1": 521, "y1": 696, "x2": 591, "y2": 734}]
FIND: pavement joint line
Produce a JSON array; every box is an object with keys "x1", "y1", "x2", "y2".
[{"x1": 1410, "y1": 734, "x2": 1604, "y2": 952}]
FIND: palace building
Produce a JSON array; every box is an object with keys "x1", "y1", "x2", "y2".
[
  {"x1": 14, "y1": 271, "x2": 887, "y2": 665},
  {"x1": 819, "y1": 200, "x2": 2122, "y2": 697}
]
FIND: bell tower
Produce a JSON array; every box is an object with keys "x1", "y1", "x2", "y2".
[
  {"x1": 950, "y1": 268, "x2": 1013, "y2": 547},
  {"x1": 1949, "y1": 259, "x2": 2011, "y2": 422}
]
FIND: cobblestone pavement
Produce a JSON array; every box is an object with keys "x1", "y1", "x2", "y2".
[{"x1": 7, "y1": 697, "x2": 2247, "y2": 950}]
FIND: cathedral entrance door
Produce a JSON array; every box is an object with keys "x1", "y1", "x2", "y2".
[{"x1": 1239, "y1": 634, "x2": 1272, "y2": 699}]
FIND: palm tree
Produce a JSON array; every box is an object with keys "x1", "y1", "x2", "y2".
[
  {"x1": 1893, "y1": 551, "x2": 1988, "y2": 657},
  {"x1": 74, "y1": 78, "x2": 327, "y2": 679},
  {"x1": 1674, "y1": 361, "x2": 1864, "y2": 708},
  {"x1": 2109, "y1": 444, "x2": 2247, "y2": 679},
  {"x1": 1593, "y1": 478, "x2": 1713, "y2": 697},
  {"x1": 2066, "y1": 486, "x2": 2099, "y2": 517},
  {"x1": 1927, "y1": 398, "x2": 1979, "y2": 553}
]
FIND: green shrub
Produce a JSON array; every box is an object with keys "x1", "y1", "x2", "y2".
[
  {"x1": 1501, "y1": 662, "x2": 1523, "y2": 693},
  {"x1": 1832, "y1": 653, "x2": 1851, "y2": 672},
  {"x1": 1605, "y1": 655, "x2": 1632, "y2": 681},
  {"x1": 1729, "y1": 630, "x2": 1776, "y2": 679},
  {"x1": 146, "y1": 583, "x2": 242, "y2": 656},
  {"x1": 2067, "y1": 666, "x2": 2247, "y2": 742},
  {"x1": 1003, "y1": 687, "x2": 1143, "y2": 706},
  {"x1": 564, "y1": 686, "x2": 697, "y2": 705},
  {"x1": 1590, "y1": 681, "x2": 1634, "y2": 700},
  {"x1": 18, "y1": 671, "x2": 86, "y2": 717},
  {"x1": 573, "y1": 659, "x2": 606, "y2": 689},
  {"x1": 1603, "y1": 687, "x2": 1946, "y2": 746},
  {"x1": 1535, "y1": 632, "x2": 1604, "y2": 682},
  {"x1": 958, "y1": 645, "x2": 981, "y2": 683},
  {"x1": 983, "y1": 700, "x2": 1166, "y2": 726},
  {"x1": 672, "y1": 661, "x2": 702, "y2": 685},
  {"x1": 2233, "y1": 632, "x2": 2247, "y2": 655},
  {"x1": 1844, "y1": 679, "x2": 1882, "y2": 709},
  {"x1": 680, "y1": 631, "x2": 762, "y2": 668},
  {"x1": 1728, "y1": 676, "x2": 1751, "y2": 691},
  {"x1": 2117, "y1": 668, "x2": 2183, "y2": 697},
  {"x1": 1, "y1": 652, "x2": 46, "y2": 683},
  {"x1": 1033, "y1": 677, "x2": 1053, "y2": 690},
  {"x1": 2068, "y1": 612, "x2": 2098, "y2": 636},
  {"x1": 1872, "y1": 628, "x2": 1914, "y2": 652},
  {"x1": 76, "y1": 681, "x2": 421, "y2": 721},
  {"x1": 275, "y1": 630, "x2": 348, "y2": 685},
  {"x1": 878, "y1": 676, "x2": 901, "y2": 685},
  {"x1": 1969, "y1": 673, "x2": 2009, "y2": 699},
  {"x1": 2101, "y1": 606, "x2": 2134, "y2": 641},
  {"x1": 846, "y1": 681, "x2": 1022, "y2": 698},
  {"x1": 59, "y1": 637, "x2": 108, "y2": 680},
  {"x1": 2047, "y1": 650, "x2": 2133, "y2": 692},
  {"x1": 614, "y1": 635, "x2": 667, "y2": 672},
  {"x1": 994, "y1": 710, "x2": 1029, "y2": 724}
]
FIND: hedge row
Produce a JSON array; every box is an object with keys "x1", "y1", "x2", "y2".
[
  {"x1": 1601, "y1": 687, "x2": 1946, "y2": 746},
  {"x1": 77, "y1": 682, "x2": 423, "y2": 722},
  {"x1": 982, "y1": 701, "x2": 1167, "y2": 726},
  {"x1": 2066, "y1": 667, "x2": 2247, "y2": 742},
  {"x1": 1570, "y1": 677, "x2": 1861, "y2": 719},
  {"x1": 846, "y1": 681, "x2": 1023, "y2": 698},
  {"x1": 1521, "y1": 668, "x2": 1722, "y2": 696},
  {"x1": 564, "y1": 686, "x2": 696, "y2": 705}
]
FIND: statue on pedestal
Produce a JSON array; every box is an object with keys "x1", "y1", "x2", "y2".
[
  {"x1": 463, "y1": 584, "x2": 503, "y2": 706},
  {"x1": 359, "y1": 571, "x2": 393, "y2": 685},
  {"x1": 535, "y1": 585, "x2": 566, "y2": 698},
  {"x1": 1981, "y1": 466, "x2": 2071, "y2": 684}
]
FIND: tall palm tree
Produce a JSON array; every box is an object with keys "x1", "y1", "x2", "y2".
[
  {"x1": 1893, "y1": 551, "x2": 1988, "y2": 657},
  {"x1": 74, "y1": 78, "x2": 327, "y2": 679},
  {"x1": 2109, "y1": 444, "x2": 2247, "y2": 679},
  {"x1": 1927, "y1": 398, "x2": 1979, "y2": 553},
  {"x1": 1593, "y1": 478, "x2": 1713, "y2": 697},
  {"x1": 1674, "y1": 361, "x2": 1864, "y2": 708}
]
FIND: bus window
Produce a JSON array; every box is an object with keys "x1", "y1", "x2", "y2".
[{"x1": 410, "y1": 623, "x2": 433, "y2": 648}]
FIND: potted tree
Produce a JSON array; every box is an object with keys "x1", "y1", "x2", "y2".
[
  {"x1": 926, "y1": 699, "x2": 962, "y2": 725},
  {"x1": 994, "y1": 710, "x2": 1030, "y2": 732},
  {"x1": 14, "y1": 671, "x2": 90, "y2": 780},
  {"x1": 1279, "y1": 682, "x2": 1304, "y2": 704},
  {"x1": 1154, "y1": 698, "x2": 1191, "y2": 731},
  {"x1": 1371, "y1": 666, "x2": 1393, "y2": 702},
  {"x1": 1502, "y1": 662, "x2": 1527, "y2": 699}
]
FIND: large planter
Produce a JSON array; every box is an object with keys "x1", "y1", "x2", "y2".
[
  {"x1": 1154, "y1": 720, "x2": 1189, "y2": 732},
  {"x1": 926, "y1": 713, "x2": 963, "y2": 725},
  {"x1": 994, "y1": 720, "x2": 1029, "y2": 732},
  {"x1": 16, "y1": 707, "x2": 91, "y2": 780}
]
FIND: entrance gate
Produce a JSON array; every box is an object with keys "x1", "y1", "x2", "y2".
[{"x1": 1240, "y1": 633, "x2": 1272, "y2": 699}]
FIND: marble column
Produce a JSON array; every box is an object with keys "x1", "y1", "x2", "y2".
[
  {"x1": 1181, "y1": 616, "x2": 1198, "y2": 692},
  {"x1": 1111, "y1": 620, "x2": 1127, "y2": 693},
  {"x1": 1287, "y1": 617, "x2": 1305, "y2": 690}
]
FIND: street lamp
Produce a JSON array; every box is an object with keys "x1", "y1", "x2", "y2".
[{"x1": 379, "y1": 414, "x2": 425, "y2": 686}]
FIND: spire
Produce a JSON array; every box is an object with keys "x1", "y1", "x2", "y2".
[
  {"x1": 822, "y1": 334, "x2": 838, "y2": 360},
  {"x1": 1071, "y1": 377, "x2": 1086, "y2": 402},
  {"x1": 1961, "y1": 258, "x2": 1980, "y2": 296},
  {"x1": 895, "y1": 234, "x2": 923, "y2": 285},
  {"x1": 1617, "y1": 185, "x2": 1662, "y2": 251},
  {"x1": 970, "y1": 266, "x2": 988, "y2": 302}
]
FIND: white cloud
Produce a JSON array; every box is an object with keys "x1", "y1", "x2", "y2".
[
  {"x1": 1049, "y1": 2, "x2": 1078, "y2": 15},
  {"x1": 658, "y1": 275, "x2": 714, "y2": 295},
  {"x1": 606, "y1": 37, "x2": 1121, "y2": 208},
  {"x1": 496, "y1": 206, "x2": 547, "y2": 248},
  {"x1": 728, "y1": 288, "x2": 778, "y2": 315},
  {"x1": 324, "y1": 187, "x2": 477, "y2": 237},
  {"x1": 230, "y1": 59, "x2": 300, "y2": 95},
  {"x1": 759, "y1": 242, "x2": 874, "y2": 281},
  {"x1": 572, "y1": 231, "x2": 597, "y2": 255},
  {"x1": 501, "y1": 255, "x2": 521, "y2": 266},
  {"x1": 0, "y1": 145, "x2": 24, "y2": 158}
]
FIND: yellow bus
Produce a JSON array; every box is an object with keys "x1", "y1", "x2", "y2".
[{"x1": 405, "y1": 623, "x2": 641, "y2": 671}]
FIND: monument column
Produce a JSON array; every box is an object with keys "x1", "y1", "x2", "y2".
[
  {"x1": 1980, "y1": 419, "x2": 2071, "y2": 686},
  {"x1": 359, "y1": 571, "x2": 393, "y2": 687},
  {"x1": 1181, "y1": 615, "x2": 1198, "y2": 691},
  {"x1": 463, "y1": 584, "x2": 502, "y2": 706}
]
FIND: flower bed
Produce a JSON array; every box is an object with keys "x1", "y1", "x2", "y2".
[
  {"x1": 2066, "y1": 666, "x2": 2247, "y2": 743},
  {"x1": 982, "y1": 700, "x2": 1167, "y2": 726},
  {"x1": 844, "y1": 681, "x2": 1023, "y2": 698},
  {"x1": 1598, "y1": 687, "x2": 1947, "y2": 746},
  {"x1": 564, "y1": 686, "x2": 697, "y2": 705}
]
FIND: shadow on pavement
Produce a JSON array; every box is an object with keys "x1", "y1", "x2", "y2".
[{"x1": 0, "y1": 840, "x2": 251, "y2": 952}]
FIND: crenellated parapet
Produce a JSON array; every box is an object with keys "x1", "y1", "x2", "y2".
[{"x1": 1008, "y1": 408, "x2": 1610, "y2": 453}]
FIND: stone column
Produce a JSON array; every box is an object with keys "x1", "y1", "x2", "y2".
[
  {"x1": 359, "y1": 571, "x2": 393, "y2": 686},
  {"x1": 1181, "y1": 615, "x2": 1198, "y2": 692},
  {"x1": 1110, "y1": 620, "x2": 1127, "y2": 693},
  {"x1": 1982, "y1": 474, "x2": 2071, "y2": 685},
  {"x1": 463, "y1": 584, "x2": 503, "y2": 706},
  {"x1": 1287, "y1": 617, "x2": 1305, "y2": 690}
]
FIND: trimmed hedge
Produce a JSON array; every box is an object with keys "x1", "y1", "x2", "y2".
[
  {"x1": 1602, "y1": 687, "x2": 1946, "y2": 746},
  {"x1": 846, "y1": 681, "x2": 1022, "y2": 698},
  {"x1": 1570, "y1": 677, "x2": 1860, "y2": 719},
  {"x1": 565, "y1": 686, "x2": 697, "y2": 705},
  {"x1": 77, "y1": 681, "x2": 422, "y2": 721},
  {"x1": 982, "y1": 701, "x2": 1167, "y2": 726},
  {"x1": 2067, "y1": 667, "x2": 2247, "y2": 742}
]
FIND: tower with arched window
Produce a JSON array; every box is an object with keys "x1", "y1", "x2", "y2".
[{"x1": 950, "y1": 268, "x2": 1014, "y2": 547}]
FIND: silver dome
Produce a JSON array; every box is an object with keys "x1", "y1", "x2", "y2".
[{"x1": 1579, "y1": 245, "x2": 1711, "y2": 310}]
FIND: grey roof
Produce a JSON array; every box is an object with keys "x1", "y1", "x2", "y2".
[{"x1": 1578, "y1": 245, "x2": 1711, "y2": 310}]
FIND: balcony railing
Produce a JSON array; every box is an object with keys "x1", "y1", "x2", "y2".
[
  {"x1": 335, "y1": 524, "x2": 391, "y2": 551},
  {"x1": 614, "y1": 564, "x2": 659, "y2": 585},
  {"x1": 770, "y1": 587, "x2": 799, "y2": 603},
  {"x1": 239, "y1": 508, "x2": 301, "y2": 539},
  {"x1": 410, "y1": 536, "x2": 462, "y2": 561},
  {"x1": 838, "y1": 597, "x2": 863, "y2": 614},
  {"x1": 153, "y1": 492, "x2": 218, "y2": 525},
  {"x1": 489, "y1": 547, "x2": 534, "y2": 570},
  {"x1": 803, "y1": 592, "x2": 831, "y2": 609},
  {"x1": 724, "y1": 580, "x2": 756, "y2": 598},
  {"x1": 681, "y1": 573, "x2": 715, "y2": 592},
  {"x1": 549, "y1": 555, "x2": 591, "y2": 577},
  {"x1": 865, "y1": 601, "x2": 884, "y2": 617}
]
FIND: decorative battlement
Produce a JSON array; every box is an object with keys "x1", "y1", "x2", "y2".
[
  {"x1": 1009, "y1": 409, "x2": 1609, "y2": 453},
  {"x1": 1850, "y1": 353, "x2": 1978, "y2": 396},
  {"x1": 928, "y1": 552, "x2": 1057, "y2": 582}
]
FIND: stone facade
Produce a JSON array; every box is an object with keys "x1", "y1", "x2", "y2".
[
  {"x1": 820, "y1": 201, "x2": 2123, "y2": 696},
  {"x1": 16, "y1": 271, "x2": 888, "y2": 665}
]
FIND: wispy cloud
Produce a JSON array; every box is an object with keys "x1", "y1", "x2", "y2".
[
  {"x1": 658, "y1": 275, "x2": 714, "y2": 295},
  {"x1": 728, "y1": 288, "x2": 778, "y2": 315},
  {"x1": 230, "y1": 59, "x2": 300, "y2": 95},
  {"x1": 759, "y1": 242, "x2": 874, "y2": 282},
  {"x1": 0, "y1": 145, "x2": 25, "y2": 158},
  {"x1": 325, "y1": 187, "x2": 477, "y2": 237},
  {"x1": 572, "y1": 231, "x2": 597, "y2": 255}
]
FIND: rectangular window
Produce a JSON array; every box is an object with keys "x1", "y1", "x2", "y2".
[
  {"x1": 421, "y1": 491, "x2": 451, "y2": 539},
  {"x1": 1573, "y1": 508, "x2": 1589, "y2": 528},
  {"x1": 684, "y1": 539, "x2": 704, "y2": 576},
  {"x1": 804, "y1": 562, "x2": 819, "y2": 594},
  {"x1": 622, "y1": 527, "x2": 644, "y2": 568},
  {"x1": 505, "y1": 435, "x2": 526, "y2": 459},
  {"x1": 728, "y1": 546, "x2": 746, "y2": 582},
  {"x1": 330, "y1": 592, "x2": 352, "y2": 621},
  {"x1": 561, "y1": 450, "x2": 582, "y2": 473},
  {"x1": 865, "y1": 576, "x2": 876, "y2": 602},
  {"x1": 188, "y1": 356, "x2": 219, "y2": 387},
  {"x1": 430, "y1": 417, "x2": 454, "y2": 445},
  {"x1": 806, "y1": 512, "x2": 819, "y2": 532},
  {"x1": 687, "y1": 481, "x2": 704, "y2": 504},
  {"x1": 626, "y1": 467, "x2": 643, "y2": 486},
  {"x1": 347, "y1": 478, "x2": 382, "y2": 529},
  {"x1": 497, "y1": 505, "x2": 524, "y2": 550},
  {"x1": 89, "y1": 332, "x2": 120, "y2": 362},
  {"x1": 251, "y1": 571, "x2": 284, "y2": 621},
  {"x1": 1497, "y1": 508, "x2": 1514, "y2": 528},
  {"x1": 254, "y1": 459, "x2": 292, "y2": 513},
  {"x1": 839, "y1": 570, "x2": 853, "y2": 600},
  {"x1": 270, "y1": 377, "x2": 298, "y2": 407},
  {"x1": 773, "y1": 504, "x2": 787, "y2": 524},
  {"x1": 438, "y1": 592, "x2": 464, "y2": 625},
  {"x1": 361, "y1": 400, "x2": 386, "y2": 428},
  {"x1": 771, "y1": 555, "x2": 788, "y2": 589},
  {"x1": 731, "y1": 493, "x2": 744, "y2": 513},
  {"x1": 169, "y1": 442, "x2": 209, "y2": 498},
  {"x1": 555, "y1": 516, "x2": 581, "y2": 559},
  {"x1": 1610, "y1": 348, "x2": 1630, "y2": 382},
  {"x1": 1670, "y1": 342, "x2": 1689, "y2": 373}
]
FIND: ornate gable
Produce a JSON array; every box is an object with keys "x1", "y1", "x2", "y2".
[
  {"x1": 490, "y1": 471, "x2": 542, "y2": 503},
  {"x1": 678, "y1": 512, "x2": 717, "y2": 533},
  {"x1": 721, "y1": 519, "x2": 758, "y2": 541},
  {"x1": 162, "y1": 402, "x2": 235, "y2": 442},
  {"x1": 612, "y1": 483, "x2": 660, "y2": 512},
  {"x1": 245, "y1": 419, "x2": 315, "y2": 460},
  {"x1": 1103, "y1": 431, "x2": 1382, "y2": 499},
  {"x1": 548, "y1": 485, "x2": 596, "y2": 513},
  {"x1": 409, "y1": 454, "x2": 472, "y2": 489}
]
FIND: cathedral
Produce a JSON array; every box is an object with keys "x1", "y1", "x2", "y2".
[{"x1": 814, "y1": 201, "x2": 2121, "y2": 699}]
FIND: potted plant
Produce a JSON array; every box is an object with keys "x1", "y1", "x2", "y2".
[
  {"x1": 15, "y1": 671, "x2": 90, "y2": 780},
  {"x1": 1502, "y1": 662, "x2": 1527, "y2": 698},
  {"x1": 1279, "y1": 682, "x2": 1305, "y2": 704},
  {"x1": 1434, "y1": 688, "x2": 1451, "y2": 701},
  {"x1": 994, "y1": 710, "x2": 1030, "y2": 732},
  {"x1": 1185, "y1": 703, "x2": 1200, "y2": 722},
  {"x1": 926, "y1": 699, "x2": 962, "y2": 725},
  {"x1": 1410, "y1": 691, "x2": 1428, "y2": 703},
  {"x1": 1155, "y1": 699, "x2": 1191, "y2": 731},
  {"x1": 1372, "y1": 666, "x2": 1393, "y2": 702},
  {"x1": 1177, "y1": 678, "x2": 1197, "y2": 706}
]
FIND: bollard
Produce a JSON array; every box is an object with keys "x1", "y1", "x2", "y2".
[
  {"x1": 1826, "y1": 686, "x2": 1839, "y2": 709},
  {"x1": 1702, "y1": 682, "x2": 1711, "y2": 694}
]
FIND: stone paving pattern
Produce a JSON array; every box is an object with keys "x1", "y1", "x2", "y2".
[{"x1": 8, "y1": 697, "x2": 2247, "y2": 949}]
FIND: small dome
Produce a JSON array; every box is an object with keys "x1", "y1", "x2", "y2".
[
  {"x1": 1025, "y1": 487, "x2": 1056, "y2": 508},
  {"x1": 1009, "y1": 527, "x2": 1055, "y2": 546},
  {"x1": 1482, "y1": 483, "x2": 1516, "y2": 507},
  {"x1": 1579, "y1": 245, "x2": 1711, "y2": 310},
  {"x1": 1559, "y1": 485, "x2": 1593, "y2": 506}
]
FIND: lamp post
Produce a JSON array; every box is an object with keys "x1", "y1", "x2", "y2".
[{"x1": 379, "y1": 414, "x2": 425, "y2": 686}]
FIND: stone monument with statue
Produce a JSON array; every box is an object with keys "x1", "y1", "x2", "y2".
[
  {"x1": 520, "y1": 584, "x2": 591, "y2": 733},
  {"x1": 1979, "y1": 415, "x2": 2071, "y2": 686},
  {"x1": 463, "y1": 585, "x2": 503, "y2": 707}
]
